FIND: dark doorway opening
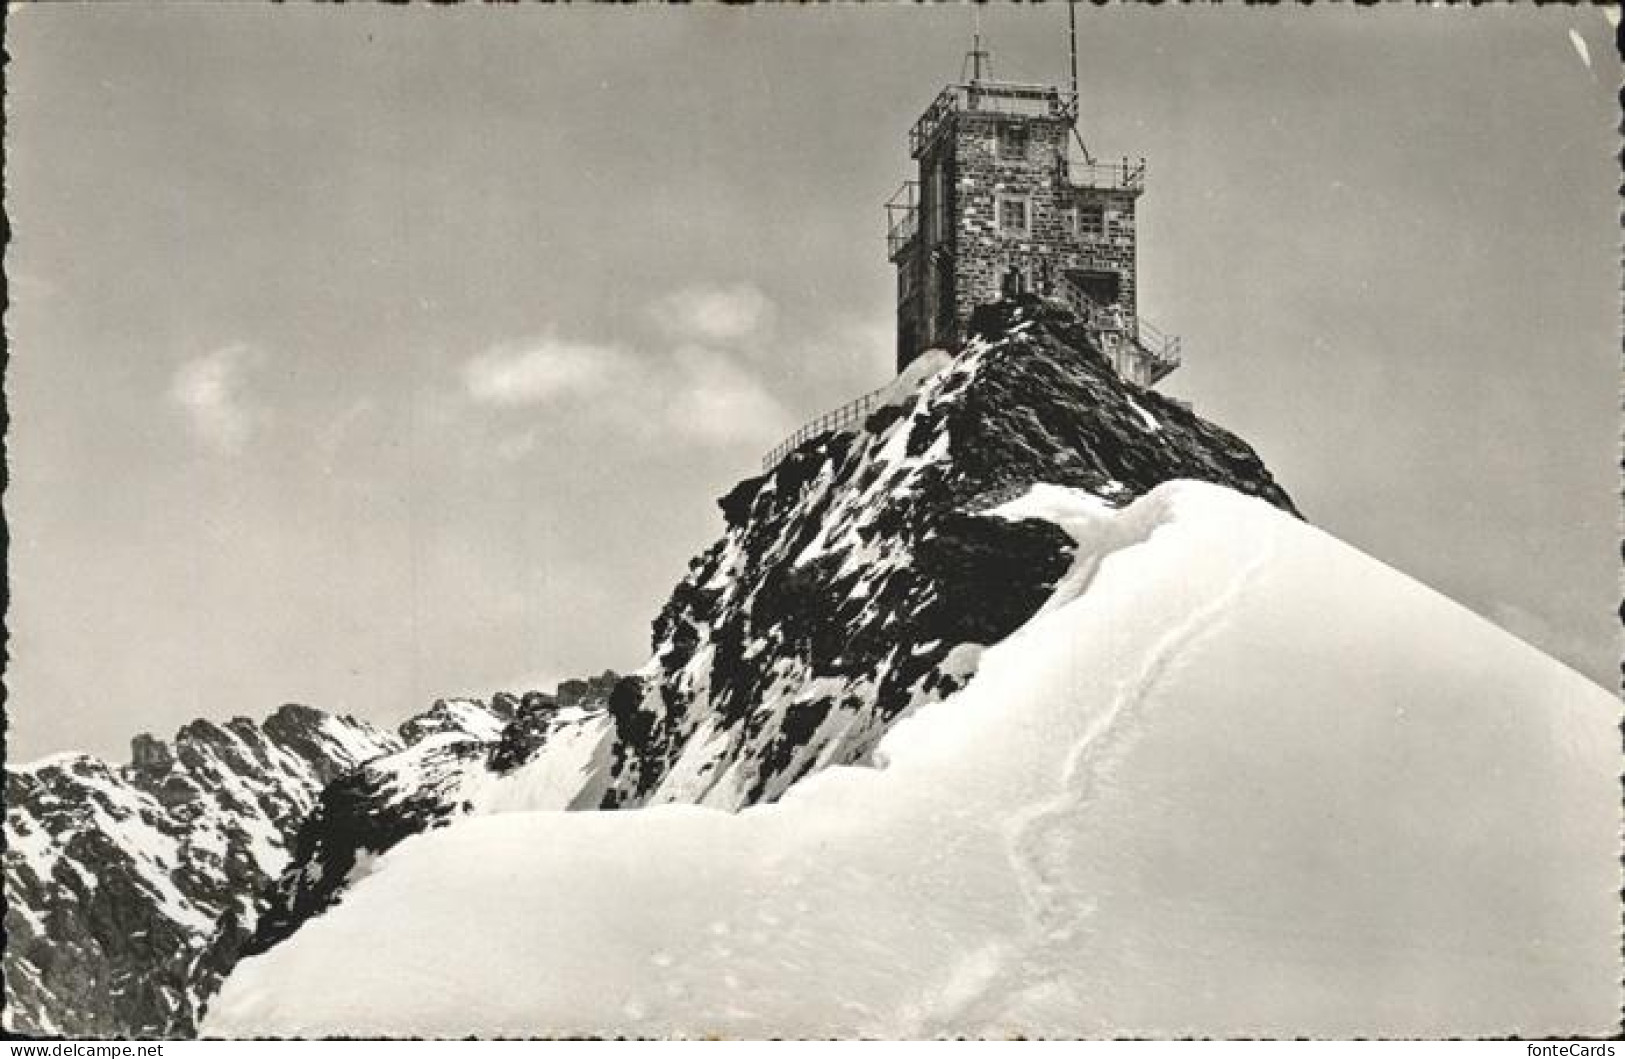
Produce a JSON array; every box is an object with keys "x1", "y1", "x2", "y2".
[{"x1": 1067, "y1": 268, "x2": 1122, "y2": 307}]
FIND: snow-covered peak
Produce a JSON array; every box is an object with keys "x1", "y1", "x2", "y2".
[
  {"x1": 232, "y1": 297, "x2": 1300, "y2": 986},
  {"x1": 610, "y1": 296, "x2": 1295, "y2": 809},
  {"x1": 397, "y1": 697, "x2": 520, "y2": 745},
  {"x1": 11, "y1": 298, "x2": 1305, "y2": 1037},
  {"x1": 207, "y1": 482, "x2": 1621, "y2": 1038}
]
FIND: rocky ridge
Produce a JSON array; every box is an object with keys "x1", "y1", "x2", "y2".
[
  {"x1": 236, "y1": 297, "x2": 1295, "y2": 973},
  {"x1": 3, "y1": 705, "x2": 400, "y2": 1036}
]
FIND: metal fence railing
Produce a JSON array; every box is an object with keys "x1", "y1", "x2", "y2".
[
  {"x1": 761, "y1": 385, "x2": 890, "y2": 473},
  {"x1": 1064, "y1": 157, "x2": 1147, "y2": 192},
  {"x1": 1051, "y1": 277, "x2": 1182, "y2": 385},
  {"x1": 1134, "y1": 313, "x2": 1182, "y2": 376},
  {"x1": 910, "y1": 81, "x2": 1078, "y2": 157},
  {"x1": 885, "y1": 181, "x2": 920, "y2": 261}
]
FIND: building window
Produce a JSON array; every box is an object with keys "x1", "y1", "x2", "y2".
[
  {"x1": 1076, "y1": 203, "x2": 1104, "y2": 239},
  {"x1": 998, "y1": 195, "x2": 1030, "y2": 236},
  {"x1": 997, "y1": 124, "x2": 1029, "y2": 160}
]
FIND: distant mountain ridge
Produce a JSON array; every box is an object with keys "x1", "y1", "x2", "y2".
[{"x1": 2, "y1": 683, "x2": 613, "y2": 1038}]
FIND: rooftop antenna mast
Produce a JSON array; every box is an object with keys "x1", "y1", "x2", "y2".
[
  {"x1": 962, "y1": 4, "x2": 992, "y2": 85},
  {"x1": 1068, "y1": 0, "x2": 1095, "y2": 163}
]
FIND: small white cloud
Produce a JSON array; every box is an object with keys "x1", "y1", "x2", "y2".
[
  {"x1": 456, "y1": 326, "x2": 792, "y2": 458},
  {"x1": 650, "y1": 283, "x2": 775, "y2": 344},
  {"x1": 169, "y1": 344, "x2": 264, "y2": 454},
  {"x1": 464, "y1": 336, "x2": 629, "y2": 407},
  {"x1": 663, "y1": 346, "x2": 794, "y2": 447}
]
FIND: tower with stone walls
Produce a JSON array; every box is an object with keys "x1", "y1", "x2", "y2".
[{"x1": 885, "y1": 59, "x2": 1180, "y2": 386}]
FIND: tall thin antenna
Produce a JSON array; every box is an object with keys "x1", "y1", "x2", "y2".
[
  {"x1": 1068, "y1": 0, "x2": 1094, "y2": 164},
  {"x1": 964, "y1": 4, "x2": 990, "y2": 84},
  {"x1": 1068, "y1": 0, "x2": 1079, "y2": 105}
]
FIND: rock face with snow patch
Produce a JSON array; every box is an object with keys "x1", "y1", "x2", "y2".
[
  {"x1": 240, "y1": 297, "x2": 1295, "y2": 969},
  {"x1": 600, "y1": 297, "x2": 1294, "y2": 809},
  {"x1": 243, "y1": 686, "x2": 617, "y2": 959},
  {"x1": 3, "y1": 705, "x2": 402, "y2": 1037}
]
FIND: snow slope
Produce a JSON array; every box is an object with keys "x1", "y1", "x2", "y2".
[
  {"x1": 239, "y1": 299, "x2": 1297, "y2": 964},
  {"x1": 208, "y1": 482, "x2": 1621, "y2": 1038}
]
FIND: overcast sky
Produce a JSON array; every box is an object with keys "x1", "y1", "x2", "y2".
[{"x1": 6, "y1": 5, "x2": 1619, "y2": 762}]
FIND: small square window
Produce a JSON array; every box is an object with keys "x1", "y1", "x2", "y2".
[
  {"x1": 998, "y1": 196, "x2": 1029, "y2": 235},
  {"x1": 997, "y1": 125, "x2": 1029, "y2": 159}
]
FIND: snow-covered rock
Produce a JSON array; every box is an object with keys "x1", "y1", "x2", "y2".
[
  {"x1": 1, "y1": 689, "x2": 568, "y2": 1037},
  {"x1": 242, "y1": 695, "x2": 616, "y2": 958},
  {"x1": 3, "y1": 705, "x2": 402, "y2": 1037},
  {"x1": 608, "y1": 298, "x2": 1294, "y2": 810},
  {"x1": 235, "y1": 297, "x2": 1296, "y2": 970},
  {"x1": 9, "y1": 298, "x2": 1309, "y2": 1036},
  {"x1": 207, "y1": 482, "x2": 1622, "y2": 1039}
]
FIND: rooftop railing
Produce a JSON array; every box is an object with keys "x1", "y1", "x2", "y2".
[
  {"x1": 1065, "y1": 157, "x2": 1147, "y2": 192},
  {"x1": 910, "y1": 81, "x2": 1078, "y2": 158}
]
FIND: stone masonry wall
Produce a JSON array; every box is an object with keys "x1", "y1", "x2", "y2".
[
  {"x1": 950, "y1": 112, "x2": 1140, "y2": 332},
  {"x1": 895, "y1": 104, "x2": 1145, "y2": 373}
]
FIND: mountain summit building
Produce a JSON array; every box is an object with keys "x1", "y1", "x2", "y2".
[{"x1": 885, "y1": 63, "x2": 1181, "y2": 386}]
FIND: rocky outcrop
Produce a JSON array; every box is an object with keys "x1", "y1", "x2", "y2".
[
  {"x1": 241, "y1": 691, "x2": 615, "y2": 960},
  {"x1": 599, "y1": 296, "x2": 1293, "y2": 809},
  {"x1": 239, "y1": 297, "x2": 1295, "y2": 975}
]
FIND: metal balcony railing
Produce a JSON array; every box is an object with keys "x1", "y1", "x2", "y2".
[
  {"x1": 1134, "y1": 313, "x2": 1182, "y2": 380},
  {"x1": 910, "y1": 81, "x2": 1078, "y2": 158},
  {"x1": 885, "y1": 181, "x2": 920, "y2": 261},
  {"x1": 1052, "y1": 278, "x2": 1182, "y2": 386},
  {"x1": 1065, "y1": 157, "x2": 1147, "y2": 192},
  {"x1": 761, "y1": 385, "x2": 890, "y2": 473}
]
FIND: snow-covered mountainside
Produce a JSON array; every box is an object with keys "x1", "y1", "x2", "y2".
[
  {"x1": 613, "y1": 299, "x2": 1295, "y2": 811},
  {"x1": 207, "y1": 482, "x2": 1623, "y2": 1039},
  {"x1": 235, "y1": 297, "x2": 1296, "y2": 967},
  {"x1": 243, "y1": 680, "x2": 619, "y2": 958},
  {"x1": 2, "y1": 705, "x2": 401, "y2": 1037},
  {"x1": 2, "y1": 689, "x2": 570, "y2": 1038}
]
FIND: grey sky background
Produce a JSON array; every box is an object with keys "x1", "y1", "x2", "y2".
[{"x1": 6, "y1": 5, "x2": 1619, "y2": 762}]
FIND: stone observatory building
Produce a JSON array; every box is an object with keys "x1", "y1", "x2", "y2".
[{"x1": 885, "y1": 49, "x2": 1181, "y2": 387}]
